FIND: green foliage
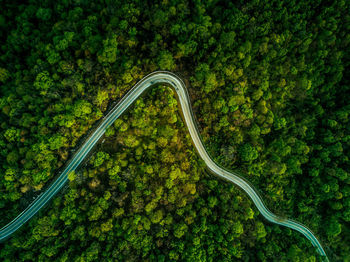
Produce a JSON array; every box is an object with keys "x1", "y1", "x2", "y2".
[
  {"x1": 33, "y1": 71, "x2": 54, "y2": 95},
  {"x1": 0, "y1": 68, "x2": 9, "y2": 83},
  {"x1": 157, "y1": 51, "x2": 175, "y2": 70},
  {"x1": 97, "y1": 35, "x2": 118, "y2": 64},
  {"x1": 36, "y1": 8, "x2": 52, "y2": 21},
  {"x1": 0, "y1": 0, "x2": 349, "y2": 261},
  {"x1": 239, "y1": 143, "x2": 259, "y2": 162}
]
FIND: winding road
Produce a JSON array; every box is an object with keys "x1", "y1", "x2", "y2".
[{"x1": 0, "y1": 71, "x2": 328, "y2": 261}]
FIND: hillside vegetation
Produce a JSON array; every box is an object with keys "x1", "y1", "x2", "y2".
[{"x1": 0, "y1": 0, "x2": 349, "y2": 261}]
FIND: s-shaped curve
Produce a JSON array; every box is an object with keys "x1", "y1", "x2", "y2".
[{"x1": 0, "y1": 71, "x2": 328, "y2": 261}]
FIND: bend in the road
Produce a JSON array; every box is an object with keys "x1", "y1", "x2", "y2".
[{"x1": 0, "y1": 71, "x2": 329, "y2": 261}]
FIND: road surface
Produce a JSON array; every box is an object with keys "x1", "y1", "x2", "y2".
[{"x1": 0, "y1": 71, "x2": 328, "y2": 261}]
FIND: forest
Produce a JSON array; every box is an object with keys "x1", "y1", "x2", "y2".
[{"x1": 0, "y1": 0, "x2": 349, "y2": 261}]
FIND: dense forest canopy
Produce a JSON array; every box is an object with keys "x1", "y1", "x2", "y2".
[{"x1": 0, "y1": 0, "x2": 349, "y2": 261}]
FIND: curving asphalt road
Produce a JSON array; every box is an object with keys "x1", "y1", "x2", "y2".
[{"x1": 0, "y1": 71, "x2": 328, "y2": 261}]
